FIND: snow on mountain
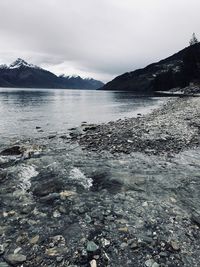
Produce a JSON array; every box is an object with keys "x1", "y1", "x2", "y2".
[
  {"x1": 59, "y1": 74, "x2": 80, "y2": 79},
  {"x1": 9, "y1": 58, "x2": 41, "y2": 70}
]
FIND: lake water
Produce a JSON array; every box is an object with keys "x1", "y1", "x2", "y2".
[
  {"x1": 1, "y1": 88, "x2": 200, "y2": 267},
  {"x1": 0, "y1": 88, "x2": 164, "y2": 141}
]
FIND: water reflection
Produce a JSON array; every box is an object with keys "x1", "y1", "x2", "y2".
[{"x1": 0, "y1": 88, "x2": 165, "y2": 140}]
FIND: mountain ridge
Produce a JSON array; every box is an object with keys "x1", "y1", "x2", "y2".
[
  {"x1": 0, "y1": 58, "x2": 104, "y2": 89},
  {"x1": 100, "y1": 43, "x2": 200, "y2": 93}
]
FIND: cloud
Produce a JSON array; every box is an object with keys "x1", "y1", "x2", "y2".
[{"x1": 0, "y1": 0, "x2": 200, "y2": 82}]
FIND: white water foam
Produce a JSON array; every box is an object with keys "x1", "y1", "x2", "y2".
[
  {"x1": 17, "y1": 164, "x2": 39, "y2": 193},
  {"x1": 69, "y1": 167, "x2": 93, "y2": 189}
]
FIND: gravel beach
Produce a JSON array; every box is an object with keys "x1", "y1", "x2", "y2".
[{"x1": 78, "y1": 96, "x2": 200, "y2": 155}]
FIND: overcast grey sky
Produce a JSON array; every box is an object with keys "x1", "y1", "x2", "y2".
[{"x1": 0, "y1": 0, "x2": 200, "y2": 82}]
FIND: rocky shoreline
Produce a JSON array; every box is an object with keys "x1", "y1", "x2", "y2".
[
  {"x1": 1, "y1": 93, "x2": 200, "y2": 267},
  {"x1": 77, "y1": 96, "x2": 200, "y2": 156}
]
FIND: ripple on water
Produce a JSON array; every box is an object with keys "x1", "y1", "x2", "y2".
[
  {"x1": 17, "y1": 164, "x2": 39, "y2": 192},
  {"x1": 69, "y1": 167, "x2": 93, "y2": 189}
]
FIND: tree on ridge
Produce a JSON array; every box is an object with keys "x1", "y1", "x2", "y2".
[{"x1": 189, "y1": 33, "x2": 199, "y2": 46}]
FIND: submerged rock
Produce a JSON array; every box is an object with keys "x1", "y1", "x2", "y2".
[
  {"x1": 0, "y1": 146, "x2": 21, "y2": 156},
  {"x1": 4, "y1": 254, "x2": 26, "y2": 266},
  {"x1": 32, "y1": 173, "x2": 64, "y2": 197}
]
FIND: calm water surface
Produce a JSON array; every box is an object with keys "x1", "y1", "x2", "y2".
[{"x1": 0, "y1": 88, "x2": 164, "y2": 140}]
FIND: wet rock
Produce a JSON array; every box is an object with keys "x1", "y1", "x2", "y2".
[
  {"x1": 59, "y1": 190, "x2": 77, "y2": 200},
  {"x1": 0, "y1": 171, "x2": 7, "y2": 182},
  {"x1": 45, "y1": 247, "x2": 67, "y2": 257},
  {"x1": 145, "y1": 259, "x2": 155, "y2": 267},
  {"x1": 40, "y1": 193, "x2": 60, "y2": 203},
  {"x1": 69, "y1": 127, "x2": 84, "y2": 138},
  {"x1": 82, "y1": 124, "x2": 97, "y2": 131},
  {"x1": 16, "y1": 233, "x2": 29, "y2": 244},
  {"x1": 4, "y1": 254, "x2": 27, "y2": 266},
  {"x1": 170, "y1": 240, "x2": 180, "y2": 251},
  {"x1": 101, "y1": 238, "x2": 110, "y2": 248},
  {"x1": 21, "y1": 205, "x2": 33, "y2": 214},
  {"x1": 120, "y1": 242, "x2": 128, "y2": 250},
  {"x1": 53, "y1": 210, "x2": 61, "y2": 218},
  {"x1": 30, "y1": 235, "x2": 40, "y2": 245},
  {"x1": 56, "y1": 256, "x2": 64, "y2": 263},
  {"x1": 129, "y1": 241, "x2": 139, "y2": 250},
  {"x1": 0, "y1": 146, "x2": 21, "y2": 156},
  {"x1": 48, "y1": 135, "x2": 56, "y2": 139},
  {"x1": 51, "y1": 235, "x2": 66, "y2": 246},
  {"x1": 58, "y1": 206, "x2": 67, "y2": 214},
  {"x1": 159, "y1": 252, "x2": 168, "y2": 257},
  {"x1": 32, "y1": 174, "x2": 64, "y2": 197},
  {"x1": 86, "y1": 241, "x2": 99, "y2": 252},
  {"x1": 118, "y1": 227, "x2": 128, "y2": 233}
]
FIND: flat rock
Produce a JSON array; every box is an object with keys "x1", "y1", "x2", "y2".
[{"x1": 4, "y1": 254, "x2": 27, "y2": 266}]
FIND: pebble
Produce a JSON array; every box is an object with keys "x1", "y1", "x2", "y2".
[
  {"x1": 30, "y1": 235, "x2": 40, "y2": 244},
  {"x1": 53, "y1": 210, "x2": 61, "y2": 218},
  {"x1": 118, "y1": 227, "x2": 128, "y2": 232},
  {"x1": 120, "y1": 242, "x2": 128, "y2": 249},
  {"x1": 90, "y1": 259, "x2": 97, "y2": 267},
  {"x1": 159, "y1": 252, "x2": 168, "y2": 257},
  {"x1": 101, "y1": 238, "x2": 110, "y2": 247},
  {"x1": 60, "y1": 190, "x2": 77, "y2": 200},
  {"x1": 86, "y1": 241, "x2": 99, "y2": 252},
  {"x1": 145, "y1": 259, "x2": 155, "y2": 267},
  {"x1": 170, "y1": 240, "x2": 180, "y2": 251},
  {"x1": 56, "y1": 256, "x2": 64, "y2": 263}
]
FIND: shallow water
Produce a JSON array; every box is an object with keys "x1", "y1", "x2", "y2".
[
  {"x1": 0, "y1": 88, "x2": 164, "y2": 143},
  {"x1": 0, "y1": 88, "x2": 199, "y2": 210},
  {"x1": 0, "y1": 90, "x2": 200, "y2": 266}
]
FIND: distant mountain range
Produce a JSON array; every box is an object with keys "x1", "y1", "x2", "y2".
[
  {"x1": 0, "y1": 58, "x2": 104, "y2": 89},
  {"x1": 101, "y1": 43, "x2": 200, "y2": 93}
]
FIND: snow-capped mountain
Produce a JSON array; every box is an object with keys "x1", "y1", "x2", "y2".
[
  {"x1": 0, "y1": 58, "x2": 104, "y2": 89},
  {"x1": 9, "y1": 58, "x2": 41, "y2": 70},
  {"x1": 58, "y1": 74, "x2": 104, "y2": 89}
]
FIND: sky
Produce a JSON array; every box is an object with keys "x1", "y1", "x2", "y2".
[{"x1": 0, "y1": 0, "x2": 200, "y2": 82}]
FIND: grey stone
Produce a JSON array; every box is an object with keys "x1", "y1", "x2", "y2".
[
  {"x1": 86, "y1": 241, "x2": 99, "y2": 252},
  {"x1": 170, "y1": 241, "x2": 180, "y2": 251},
  {"x1": 56, "y1": 256, "x2": 64, "y2": 263},
  {"x1": 120, "y1": 242, "x2": 128, "y2": 249},
  {"x1": 4, "y1": 254, "x2": 27, "y2": 266},
  {"x1": 145, "y1": 259, "x2": 154, "y2": 267},
  {"x1": 159, "y1": 252, "x2": 168, "y2": 257}
]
